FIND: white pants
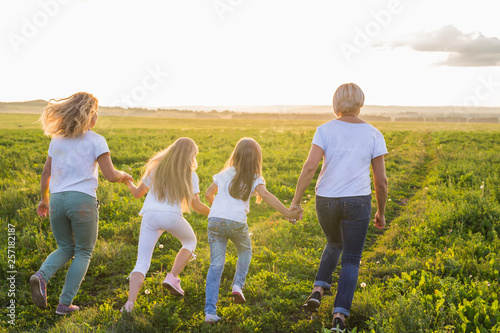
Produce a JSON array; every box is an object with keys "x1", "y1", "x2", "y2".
[{"x1": 131, "y1": 211, "x2": 197, "y2": 276}]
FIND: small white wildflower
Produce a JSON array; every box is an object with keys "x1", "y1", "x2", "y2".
[
  {"x1": 249, "y1": 233, "x2": 253, "y2": 237},
  {"x1": 487, "y1": 282, "x2": 491, "y2": 287},
  {"x1": 145, "y1": 289, "x2": 151, "y2": 294},
  {"x1": 480, "y1": 185, "x2": 484, "y2": 189},
  {"x1": 469, "y1": 275, "x2": 472, "y2": 278},
  {"x1": 308, "y1": 194, "x2": 311, "y2": 198},
  {"x1": 284, "y1": 200, "x2": 288, "y2": 203},
  {"x1": 159, "y1": 244, "x2": 164, "y2": 249},
  {"x1": 388, "y1": 199, "x2": 392, "y2": 201},
  {"x1": 425, "y1": 187, "x2": 428, "y2": 190},
  {"x1": 376, "y1": 261, "x2": 380, "y2": 264},
  {"x1": 360, "y1": 283, "x2": 366, "y2": 288}
]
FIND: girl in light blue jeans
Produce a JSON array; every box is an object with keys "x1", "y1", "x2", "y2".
[
  {"x1": 203, "y1": 137, "x2": 301, "y2": 323},
  {"x1": 31, "y1": 92, "x2": 131, "y2": 315}
]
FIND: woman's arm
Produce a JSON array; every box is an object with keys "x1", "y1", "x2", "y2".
[
  {"x1": 372, "y1": 155, "x2": 388, "y2": 230},
  {"x1": 124, "y1": 179, "x2": 149, "y2": 199},
  {"x1": 256, "y1": 184, "x2": 302, "y2": 221},
  {"x1": 97, "y1": 153, "x2": 132, "y2": 183},
  {"x1": 291, "y1": 144, "x2": 324, "y2": 207},
  {"x1": 37, "y1": 156, "x2": 52, "y2": 217},
  {"x1": 205, "y1": 183, "x2": 217, "y2": 205},
  {"x1": 192, "y1": 193, "x2": 210, "y2": 216}
]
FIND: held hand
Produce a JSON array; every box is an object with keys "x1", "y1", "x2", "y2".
[
  {"x1": 37, "y1": 201, "x2": 49, "y2": 218},
  {"x1": 374, "y1": 211, "x2": 385, "y2": 230},
  {"x1": 287, "y1": 204, "x2": 303, "y2": 224},
  {"x1": 119, "y1": 172, "x2": 133, "y2": 183}
]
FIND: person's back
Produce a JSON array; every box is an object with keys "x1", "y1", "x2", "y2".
[
  {"x1": 31, "y1": 92, "x2": 130, "y2": 315},
  {"x1": 313, "y1": 119, "x2": 387, "y2": 197},
  {"x1": 49, "y1": 130, "x2": 108, "y2": 197},
  {"x1": 291, "y1": 83, "x2": 388, "y2": 330}
]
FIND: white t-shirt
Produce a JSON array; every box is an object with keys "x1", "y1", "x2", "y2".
[
  {"x1": 208, "y1": 166, "x2": 265, "y2": 223},
  {"x1": 139, "y1": 171, "x2": 200, "y2": 216},
  {"x1": 312, "y1": 120, "x2": 388, "y2": 198},
  {"x1": 48, "y1": 130, "x2": 110, "y2": 198}
]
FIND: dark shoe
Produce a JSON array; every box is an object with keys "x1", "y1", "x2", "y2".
[
  {"x1": 331, "y1": 317, "x2": 346, "y2": 332},
  {"x1": 303, "y1": 291, "x2": 321, "y2": 312},
  {"x1": 30, "y1": 272, "x2": 47, "y2": 308}
]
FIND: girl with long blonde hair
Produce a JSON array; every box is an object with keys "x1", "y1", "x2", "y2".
[
  {"x1": 203, "y1": 137, "x2": 302, "y2": 323},
  {"x1": 31, "y1": 92, "x2": 131, "y2": 315},
  {"x1": 121, "y1": 137, "x2": 210, "y2": 312}
]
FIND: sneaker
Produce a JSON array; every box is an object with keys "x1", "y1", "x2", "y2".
[
  {"x1": 331, "y1": 317, "x2": 346, "y2": 332},
  {"x1": 120, "y1": 301, "x2": 134, "y2": 313},
  {"x1": 162, "y1": 273, "x2": 184, "y2": 296},
  {"x1": 30, "y1": 272, "x2": 47, "y2": 309},
  {"x1": 303, "y1": 291, "x2": 321, "y2": 312},
  {"x1": 232, "y1": 285, "x2": 246, "y2": 304},
  {"x1": 55, "y1": 303, "x2": 80, "y2": 315},
  {"x1": 205, "y1": 313, "x2": 221, "y2": 323}
]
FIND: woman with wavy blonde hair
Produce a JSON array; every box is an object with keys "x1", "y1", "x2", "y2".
[
  {"x1": 121, "y1": 137, "x2": 210, "y2": 312},
  {"x1": 31, "y1": 92, "x2": 131, "y2": 315}
]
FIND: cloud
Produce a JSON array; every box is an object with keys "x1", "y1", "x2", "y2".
[{"x1": 376, "y1": 25, "x2": 500, "y2": 67}]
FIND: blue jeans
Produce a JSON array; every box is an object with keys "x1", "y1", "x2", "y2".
[
  {"x1": 204, "y1": 217, "x2": 252, "y2": 315},
  {"x1": 38, "y1": 191, "x2": 99, "y2": 305},
  {"x1": 314, "y1": 195, "x2": 371, "y2": 318}
]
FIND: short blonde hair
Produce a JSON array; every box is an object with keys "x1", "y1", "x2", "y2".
[
  {"x1": 143, "y1": 137, "x2": 198, "y2": 213},
  {"x1": 333, "y1": 83, "x2": 365, "y2": 116},
  {"x1": 40, "y1": 92, "x2": 99, "y2": 138}
]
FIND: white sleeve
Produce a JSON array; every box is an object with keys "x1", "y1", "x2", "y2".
[
  {"x1": 311, "y1": 127, "x2": 325, "y2": 150},
  {"x1": 213, "y1": 170, "x2": 223, "y2": 186},
  {"x1": 94, "y1": 135, "x2": 110, "y2": 159},
  {"x1": 372, "y1": 130, "x2": 388, "y2": 158},
  {"x1": 192, "y1": 172, "x2": 200, "y2": 194},
  {"x1": 142, "y1": 175, "x2": 152, "y2": 188},
  {"x1": 48, "y1": 139, "x2": 54, "y2": 157},
  {"x1": 251, "y1": 175, "x2": 266, "y2": 194}
]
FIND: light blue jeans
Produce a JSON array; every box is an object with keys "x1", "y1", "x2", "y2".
[
  {"x1": 204, "y1": 217, "x2": 252, "y2": 315},
  {"x1": 38, "y1": 191, "x2": 99, "y2": 305}
]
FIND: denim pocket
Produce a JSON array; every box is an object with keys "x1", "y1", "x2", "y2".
[
  {"x1": 315, "y1": 198, "x2": 331, "y2": 212},
  {"x1": 207, "y1": 220, "x2": 222, "y2": 243},
  {"x1": 342, "y1": 197, "x2": 371, "y2": 221}
]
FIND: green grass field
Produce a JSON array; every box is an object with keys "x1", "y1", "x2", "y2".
[{"x1": 1, "y1": 114, "x2": 499, "y2": 332}]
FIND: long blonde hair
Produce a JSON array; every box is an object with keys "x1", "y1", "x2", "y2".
[
  {"x1": 40, "y1": 92, "x2": 99, "y2": 138},
  {"x1": 225, "y1": 138, "x2": 263, "y2": 203},
  {"x1": 143, "y1": 137, "x2": 198, "y2": 212}
]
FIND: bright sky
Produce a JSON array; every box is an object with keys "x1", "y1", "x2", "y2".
[{"x1": 1, "y1": 0, "x2": 499, "y2": 109}]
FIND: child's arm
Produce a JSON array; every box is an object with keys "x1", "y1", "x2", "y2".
[
  {"x1": 125, "y1": 179, "x2": 149, "y2": 199},
  {"x1": 37, "y1": 156, "x2": 51, "y2": 217},
  {"x1": 255, "y1": 184, "x2": 302, "y2": 221},
  {"x1": 192, "y1": 193, "x2": 210, "y2": 216},
  {"x1": 97, "y1": 153, "x2": 132, "y2": 183},
  {"x1": 205, "y1": 183, "x2": 218, "y2": 205}
]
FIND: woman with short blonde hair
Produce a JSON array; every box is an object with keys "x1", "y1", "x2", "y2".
[{"x1": 291, "y1": 83, "x2": 388, "y2": 331}]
